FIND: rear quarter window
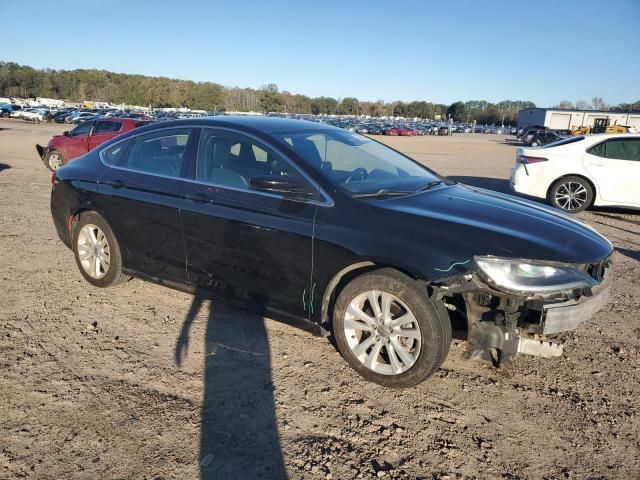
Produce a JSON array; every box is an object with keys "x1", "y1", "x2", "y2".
[{"x1": 101, "y1": 139, "x2": 132, "y2": 166}]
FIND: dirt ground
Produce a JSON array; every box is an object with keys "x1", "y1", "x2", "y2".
[{"x1": 1, "y1": 119, "x2": 639, "y2": 480}]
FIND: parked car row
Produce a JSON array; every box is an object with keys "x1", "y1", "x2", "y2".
[{"x1": 287, "y1": 116, "x2": 513, "y2": 137}]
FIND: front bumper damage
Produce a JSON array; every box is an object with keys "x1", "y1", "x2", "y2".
[{"x1": 435, "y1": 257, "x2": 612, "y2": 366}]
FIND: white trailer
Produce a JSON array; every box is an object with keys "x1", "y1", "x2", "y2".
[{"x1": 518, "y1": 108, "x2": 640, "y2": 130}]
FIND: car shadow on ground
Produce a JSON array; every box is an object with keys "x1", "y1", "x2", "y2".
[
  {"x1": 616, "y1": 248, "x2": 640, "y2": 262},
  {"x1": 0, "y1": 163, "x2": 11, "y2": 172},
  {"x1": 174, "y1": 296, "x2": 287, "y2": 480}
]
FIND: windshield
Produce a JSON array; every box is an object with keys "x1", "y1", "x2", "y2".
[{"x1": 274, "y1": 129, "x2": 441, "y2": 195}]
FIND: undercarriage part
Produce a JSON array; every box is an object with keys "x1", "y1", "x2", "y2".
[
  {"x1": 467, "y1": 321, "x2": 519, "y2": 367},
  {"x1": 517, "y1": 337, "x2": 563, "y2": 358}
]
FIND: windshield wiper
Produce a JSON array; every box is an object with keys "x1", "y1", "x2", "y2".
[
  {"x1": 352, "y1": 181, "x2": 446, "y2": 199},
  {"x1": 416, "y1": 180, "x2": 444, "y2": 192},
  {"x1": 352, "y1": 188, "x2": 415, "y2": 199}
]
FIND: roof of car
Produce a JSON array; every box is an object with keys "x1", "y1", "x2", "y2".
[
  {"x1": 584, "y1": 133, "x2": 640, "y2": 140},
  {"x1": 147, "y1": 115, "x2": 338, "y2": 134}
]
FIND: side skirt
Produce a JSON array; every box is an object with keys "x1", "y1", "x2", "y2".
[{"x1": 122, "y1": 268, "x2": 330, "y2": 337}]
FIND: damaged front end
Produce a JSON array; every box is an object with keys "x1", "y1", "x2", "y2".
[
  {"x1": 434, "y1": 255, "x2": 612, "y2": 366},
  {"x1": 36, "y1": 144, "x2": 49, "y2": 167}
]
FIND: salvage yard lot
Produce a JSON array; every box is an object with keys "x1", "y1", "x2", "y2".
[{"x1": 1, "y1": 119, "x2": 639, "y2": 479}]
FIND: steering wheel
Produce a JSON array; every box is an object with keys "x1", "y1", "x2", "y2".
[{"x1": 344, "y1": 167, "x2": 368, "y2": 184}]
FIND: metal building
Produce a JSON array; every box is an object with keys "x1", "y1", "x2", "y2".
[{"x1": 517, "y1": 108, "x2": 640, "y2": 130}]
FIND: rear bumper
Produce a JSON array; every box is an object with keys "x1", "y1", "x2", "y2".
[
  {"x1": 36, "y1": 144, "x2": 50, "y2": 168},
  {"x1": 50, "y1": 184, "x2": 73, "y2": 249},
  {"x1": 510, "y1": 164, "x2": 549, "y2": 199},
  {"x1": 542, "y1": 268, "x2": 612, "y2": 335}
]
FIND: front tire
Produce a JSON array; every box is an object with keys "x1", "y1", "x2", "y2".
[
  {"x1": 72, "y1": 211, "x2": 130, "y2": 288},
  {"x1": 549, "y1": 176, "x2": 593, "y2": 213},
  {"x1": 333, "y1": 269, "x2": 451, "y2": 388},
  {"x1": 46, "y1": 149, "x2": 65, "y2": 170}
]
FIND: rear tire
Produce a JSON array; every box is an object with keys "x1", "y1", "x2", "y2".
[
  {"x1": 72, "y1": 211, "x2": 130, "y2": 288},
  {"x1": 549, "y1": 176, "x2": 593, "y2": 213},
  {"x1": 333, "y1": 269, "x2": 451, "y2": 388}
]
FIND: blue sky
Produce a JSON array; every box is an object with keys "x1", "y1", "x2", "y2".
[{"x1": 1, "y1": 0, "x2": 639, "y2": 106}]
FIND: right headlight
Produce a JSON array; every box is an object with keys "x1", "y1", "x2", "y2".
[{"x1": 474, "y1": 256, "x2": 597, "y2": 294}]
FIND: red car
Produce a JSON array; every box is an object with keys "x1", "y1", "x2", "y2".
[
  {"x1": 384, "y1": 127, "x2": 400, "y2": 136},
  {"x1": 397, "y1": 127, "x2": 417, "y2": 136},
  {"x1": 37, "y1": 117, "x2": 150, "y2": 170}
]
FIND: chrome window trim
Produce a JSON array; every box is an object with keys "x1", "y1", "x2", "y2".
[{"x1": 98, "y1": 124, "x2": 334, "y2": 207}]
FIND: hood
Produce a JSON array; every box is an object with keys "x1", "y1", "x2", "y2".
[{"x1": 379, "y1": 183, "x2": 612, "y2": 268}]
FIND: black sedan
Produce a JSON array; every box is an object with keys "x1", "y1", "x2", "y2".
[
  {"x1": 528, "y1": 130, "x2": 567, "y2": 147},
  {"x1": 51, "y1": 117, "x2": 613, "y2": 387}
]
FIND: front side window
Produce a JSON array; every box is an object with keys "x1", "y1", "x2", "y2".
[
  {"x1": 70, "y1": 121, "x2": 93, "y2": 137},
  {"x1": 196, "y1": 128, "x2": 311, "y2": 192},
  {"x1": 124, "y1": 128, "x2": 192, "y2": 177},
  {"x1": 275, "y1": 129, "x2": 440, "y2": 195},
  {"x1": 94, "y1": 121, "x2": 122, "y2": 134}
]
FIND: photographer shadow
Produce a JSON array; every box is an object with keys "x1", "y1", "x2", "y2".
[{"x1": 175, "y1": 296, "x2": 287, "y2": 479}]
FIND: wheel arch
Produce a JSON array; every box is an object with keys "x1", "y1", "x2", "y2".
[
  {"x1": 319, "y1": 261, "x2": 425, "y2": 328},
  {"x1": 547, "y1": 173, "x2": 597, "y2": 205}
]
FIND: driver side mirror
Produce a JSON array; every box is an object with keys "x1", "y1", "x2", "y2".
[
  {"x1": 249, "y1": 175, "x2": 315, "y2": 201},
  {"x1": 63, "y1": 131, "x2": 70, "y2": 136}
]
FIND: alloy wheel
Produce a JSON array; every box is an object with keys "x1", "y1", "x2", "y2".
[
  {"x1": 77, "y1": 224, "x2": 111, "y2": 279},
  {"x1": 343, "y1": 290, "x2": 422, "y2": 375},
  {"x1": 48, "y1": 153, "x2": 63, "y2": 170},
  {"x1": 554, "y1": 181, "x2": 588, "y2": 211}
]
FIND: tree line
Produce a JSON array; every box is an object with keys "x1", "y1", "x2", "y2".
[
  {"x1": 6, "y1": 61, "x2": 633, "y2": 124},
  {"x1": 553, "y1": 97, "x2": 640, "y2": 113}
]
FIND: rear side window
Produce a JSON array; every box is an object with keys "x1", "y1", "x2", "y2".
[
  {"x1": 588, "y1": 138, "x2": 640, "y2": 161},
  {"x1": 94, "y1": 121, "x2": 122, "y2": 134},
  {"x1": 603, "y1": 138, "x2": 640, "y2": 161},
  {"x1": 124, "y1": 128, "x2": 192, "y2": 177}
]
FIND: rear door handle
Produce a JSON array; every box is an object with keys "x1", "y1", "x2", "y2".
[
  {"x1": 185, "y1": 192, "x2": 210, "y2": 203},
  {"x1": 110, "y1": 179, "x2": 125, "y2": 189}
]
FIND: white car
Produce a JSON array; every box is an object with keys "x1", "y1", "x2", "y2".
[
  {"x1": 21, "y1": 108, "x2": 49, "y2": 122},
  {"x1": 510, "y1": 134, "x2": 640, "y2": 212}
]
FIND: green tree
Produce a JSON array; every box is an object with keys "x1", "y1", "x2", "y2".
[
  {"x1": 258, "y1": 83, "x2": 284, "y2": 113},
  {"x1": 447, "y1": 101, "x2": 466, "y2": 121}
]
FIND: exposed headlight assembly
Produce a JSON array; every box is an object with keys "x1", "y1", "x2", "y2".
[{"x1": 474, "y1": 256, "x2": 598, "y2": 294}]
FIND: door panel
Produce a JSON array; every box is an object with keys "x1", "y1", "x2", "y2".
[
  {"x1": 583, "y1": 138, "x2": 640, "y2": 206},
  {"x1": 89, "y1": 121, "x2": 123, "y2": 150},
  {"x1": 64, "y1": 121, "x2": 93, "y2": 159},
  {"x1": 180, "y1": 128, "x2": 319, "y2": 319},
  {"x1": 96, "y1": 127, "x2": 197, "y2": 280}
]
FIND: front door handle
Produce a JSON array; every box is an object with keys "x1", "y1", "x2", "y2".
[
  {"x1": 110, "y1": 179, "x2": 125, "y2": 189},
  {"x1": 185, "y1": 192, "x2": 210, "y2": 203}
]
